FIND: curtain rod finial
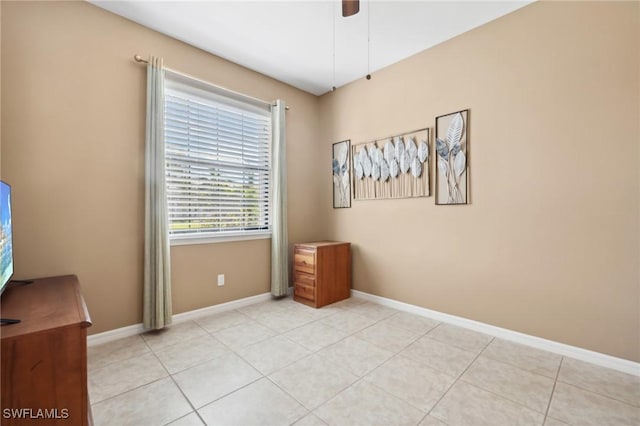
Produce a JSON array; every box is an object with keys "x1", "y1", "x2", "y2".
[{"x1": 134, "y1": 54, "x2": 144, "y2": 62}]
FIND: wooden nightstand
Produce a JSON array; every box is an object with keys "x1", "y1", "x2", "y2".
[{"x1": 293, "y1": 241, "x2": 351, "y2": 308}]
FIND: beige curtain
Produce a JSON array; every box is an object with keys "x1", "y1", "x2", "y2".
[
  {"x1": 270, "y1": 100, "x2": 288, "y2": 297},
  {"x1": 143, "y1": 56, "x2": 172, "y2": 329}
]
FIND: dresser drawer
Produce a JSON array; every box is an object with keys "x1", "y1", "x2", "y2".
[
  {"x1": 294, "y1": 282, "x2": 315, "y2": 301},
  {"x1": 294, "y1": 249, "x2": 315, "y2": 274}
]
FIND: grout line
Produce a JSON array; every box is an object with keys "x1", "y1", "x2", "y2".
[
  {"x1": 424, "y1": 323, "x2": 495, "y2": 354},
  {"x1": 264, "y1": 305, "x2": 370, "y2": 418},
  {"x1": 87, "y1": 336, "x2": 153, "y2": 374},
  {"x1": 190, "y1": 374, "x2": 266, "y2": 422},
  {"x1": 357, "y1": 373, "x2": 431, "y2": 420},
  {"x1": 423, "y1": 336, "x2": 494, "y2": 421},
  {"x1": 450, "y1": 337, "x2": 573, "y2": 417},
  {"x1": 554, "y1": 380, "x2": 640, "y2": 409},
  {"x1": 295, "y1": 306, "x2": 431, "y2": 420},
  {"x1": 143, "y1": 319, "x2": 275, "y2": 423},
  {"x1": 263, "y1": 374, "x2": 315, "y2": 416},
  {"x1": 162, "y1": 412, "x2": 201, "y2": 426},
  {"x1": 148, "y1": 342, "x2": 209, "y2": 426},
  {"x1": 169, "y1": 332, "x2": 268, "y2": 420},
  {"x1": 552, "y1": 362, "x2": 640, "y2": 408},
  {"x1": 454, "y1": 351, "x2": 562, "y2": 412},
  {"x1": 181, "y1": 298, "x2": 338, "y2": 420},
  {"x1": 458, "y1": 375, "x2": 551, "y2": 417},
  {"x1": 264, "y1": 302, "x2": 401, "y2": 417},
  {"x1": 140, "y1": 331, "x2": 154, "y2": 352},
  {"x1": 89, "y1": 375, "x2": 170, "y2": 407},
  {"x1": 194, "y1": 309, "x2": 253, "y2": 335},
  {"x1": 164, "y1": 380, "x2": 207, "y2": 425},
  {"x1": 479, "y1": 350, "x2": 562, "y2": 380},
  {"x1": 542, "y1": 356, "x2": 564, "y2": 426},
  {"x1": 360, "y1": 351, "x2": 439, "y2": 419}
]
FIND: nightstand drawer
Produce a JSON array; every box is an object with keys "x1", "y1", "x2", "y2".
[
  {"x1": 294, "y1": 249, "x2": 315, "y2": 274},
  {"x1": 294, "y1": 272, "x2": 315, "y2": 288},
  {"x1": 294, "y1": 282, "x2": 315, "y2": 301}
]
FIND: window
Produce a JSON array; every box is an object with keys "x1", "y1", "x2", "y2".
[{"x1": 164, "y1": 72, "x2": 271, "y2": 243}]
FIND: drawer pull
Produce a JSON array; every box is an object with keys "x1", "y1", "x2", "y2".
[{"x1": 294, "y1": 253, "x2": 315, "y2": 274}]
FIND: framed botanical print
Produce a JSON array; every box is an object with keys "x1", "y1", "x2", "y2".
[
  {"x1": 332, "y1": 140, "x2": 351, "y2": 208},
  {"x1": 436, "y1": 109, "x2": 469, "y2": 205}
]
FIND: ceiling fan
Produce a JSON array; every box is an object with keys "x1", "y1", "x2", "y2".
[{"x1": 342, "y1": 0, "x2": 360, "y2": 17}]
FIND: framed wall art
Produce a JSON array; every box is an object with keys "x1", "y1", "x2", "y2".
[
  {"x1": 332, "y1": 140, "x2": 351, "y2": 208},
  {"x1": 435, "y1": 110, "x2": 469, "y2": 205}
]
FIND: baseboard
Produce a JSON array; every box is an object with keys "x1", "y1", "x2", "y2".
[
  {"x1": 87, "y1": 322, "x2": 146, "y2": 347},
  {"x1": 87, "y1": 292, "x2": 272, "y2": 347},
  {"x1": 351, "y1": 290, "x2": 640, "y2": 376},
  {"x1": 171, "y1": 292, "x2": 272, "y2": 324}
]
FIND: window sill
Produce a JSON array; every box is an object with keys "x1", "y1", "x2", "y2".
[{"x1": 170, "y1": 231, "x2": 271, "y2": 246}]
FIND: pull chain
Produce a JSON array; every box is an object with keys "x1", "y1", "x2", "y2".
[
  {"x1": 366, "y1": 1, "x2": 371, "y2": 80},
  {"x1": 332, "y1": 1, "x2": 337, "y2": 91}
]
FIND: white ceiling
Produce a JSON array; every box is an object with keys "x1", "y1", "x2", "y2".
[{"x1": 90, "y1": 0, "x2": 532, "y2": 95}]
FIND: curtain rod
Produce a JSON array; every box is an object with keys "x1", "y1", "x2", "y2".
[{"x1": 133, "y1": 55, "x2": 290, "y2": 110}]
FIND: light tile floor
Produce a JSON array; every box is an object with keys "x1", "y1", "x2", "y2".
[{"x1": 88, "y1": 296, "x2": 640, "y2": 426}]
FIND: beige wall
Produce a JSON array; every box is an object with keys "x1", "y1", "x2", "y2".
[
  {"x1": 0, "y1": 1, "x2": 325, "y2": 333},
  {"x1": 319, "y1": 1, "x2": 639, "y2": 362}
]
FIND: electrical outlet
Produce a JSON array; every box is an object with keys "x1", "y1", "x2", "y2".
[{"x1": 217, "y1": 274, "x2": 225, "y2": 286}]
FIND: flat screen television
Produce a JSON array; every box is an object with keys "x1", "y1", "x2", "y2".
[{"x1": 0, "y1": 180, "x2": 13, "y2": 295}]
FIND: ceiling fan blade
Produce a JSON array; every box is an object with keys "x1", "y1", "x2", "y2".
[{"x1": 342, "y1": 0, "x2": 360, "y2": 17}]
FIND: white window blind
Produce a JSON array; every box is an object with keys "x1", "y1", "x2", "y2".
[{"x1": 164, "y1": 75, "x2": 271, "y2": 240}]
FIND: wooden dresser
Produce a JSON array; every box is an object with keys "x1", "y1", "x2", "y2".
[
  {"x1": 293, "y1": 241, "x2": 351, "y2": 308},
  {"x1": 1, "y1": 275, "x2": 92, "y2": 426}
]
